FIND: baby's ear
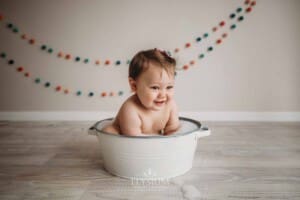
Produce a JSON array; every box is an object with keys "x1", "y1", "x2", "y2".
[{"x1": 128, "y1": 77, "x2": 137, "y2": 92}]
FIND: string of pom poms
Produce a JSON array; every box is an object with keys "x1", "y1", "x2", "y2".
[
  {"x1": 0, "y1": 0, "x2": 256, "y2": 70},
  {"x1": 176, "y1": 0, "x2": 257, "y2": 71},
  {"x1": 0, "y1": 52, "x2": 126, "y2": 98}
]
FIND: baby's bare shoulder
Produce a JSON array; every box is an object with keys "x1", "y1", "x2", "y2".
[
  {"x1": 120, "y1": 96, "x2": 138, "y2": 112},
  {"x1": 116, "y1": 95, "x2": 140, "y2": 121},
  {"x1": 115, "y1": 96, "x2": 143, "y2": 135}
]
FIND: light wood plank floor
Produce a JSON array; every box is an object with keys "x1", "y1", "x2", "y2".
[{"x1": 0, "y1": 121, "x2": 299, "y2": 200}]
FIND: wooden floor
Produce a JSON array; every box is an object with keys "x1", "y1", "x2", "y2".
[{"x1": 0, "y1": 121, "x2": 300, "y2": 200}]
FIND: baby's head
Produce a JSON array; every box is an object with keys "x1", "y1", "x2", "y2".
[
  {"x1": 128, "y1": 49, "x2": 177, "y2": 110},
  {"x1": 129, "y1": 48, "x2": 176, "y2": 81}
]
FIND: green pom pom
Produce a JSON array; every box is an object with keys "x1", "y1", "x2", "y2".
[
  {"x1": 75, "y1": 57, "x2": 81, "y2": 62},
  {"x1": 41, "y1": 45, "x2": 47, "y2": 50},
  {"x1": 230, "y1": 13, "x2": 236, "y2": 19},
  {"x1": 89, "y1": 92, "x2": 94, "y2": 97},
  {"x1": 84, "y1": 58, "x2": 89, "y2": 63},
  {"x1": 231, "y1": 24, "x2": 237, "y2": 29},
  {"x1": 203, "y1": 33, "x2": 209, "y2": 38},
  {"x1": 199, "y1": 54, "x2": 205, "y2": 59},
  {"x1": 207, "y1": 46, "x2": 213, "y2": 52},
  {"x1": 35, "y1": 78, "x2": 41, "y2": 84},
  {"x1": 7, "y1": 23, "x2": 13, "y2": 29},
  {"x1": 45, "y1": 82, "x2": 51, "y2": 87},
  {"x1": 76, "y1": 91, "x2": 82, "y2": 96},
  {"x1": 8, "y1": 60, "x2": 14, "y2": 65},
  {"x1": 238, "y1": 16, "x2": 244, "y2": 22},
  {"x1": 48, "y1": 48, "x2": 53, "y2": 53},
  {"x1": 13, "y1": 28, "x2": 19, "y2": 33},
  {"x1": 0, "y1": 52, "x2": 6, "y2": 58},
  {"x1": 236, "y1": 7, "x2": 243, "y2": 13}
]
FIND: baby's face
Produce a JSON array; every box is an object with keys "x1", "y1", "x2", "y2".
[{"x1": 133, "y1": 63, "x2": 175, "y2": 111}]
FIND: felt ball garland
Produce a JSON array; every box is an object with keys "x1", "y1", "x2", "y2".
[
  {"x1": 0, "y1": 0, "x2": 257, "y2": 99},
  {"x1": 0, "y1": 0, "x2": 256, "y2": 70},
  {"x1": 0, "y1": 53, "x2": 126, "y2": 99},
  {"x1": 176, "y1": 0, "x2": 257, "y2": 71}
]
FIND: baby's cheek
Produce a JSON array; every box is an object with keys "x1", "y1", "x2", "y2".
[{"x1": 168, "y1": 92, "x2": 174, "y2": 98}]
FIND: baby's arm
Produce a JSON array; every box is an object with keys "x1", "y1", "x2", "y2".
[
  {"x1": 118, "y1": 103, "x2": 152, "y2": 136},
  {"x1": 164, "y1": 100, "x2": 180, "y2": 135},
  {"x1": 118, "y1": 104, "x2": 142, "y2": 136}
]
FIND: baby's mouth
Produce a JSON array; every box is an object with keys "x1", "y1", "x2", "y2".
[{"x1": 154, "y1": 100, "x2": 166, "y2": 106}]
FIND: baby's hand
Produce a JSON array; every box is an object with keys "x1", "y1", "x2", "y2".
[{"x1": 163, "y1": 124, "x2": 180, "y2": 135}]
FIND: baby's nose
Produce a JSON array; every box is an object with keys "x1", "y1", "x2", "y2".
[{"x1": 158, "y1": 89, "x2": 166, "y2": 98}]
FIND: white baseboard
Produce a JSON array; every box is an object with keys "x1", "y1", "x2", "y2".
[{"x1": 0, "y1": 111, "x2": 300, "y2": 121}]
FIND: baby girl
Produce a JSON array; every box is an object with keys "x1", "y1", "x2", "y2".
[{"x1": 102, "y1": 48, "x2": 180, "y2": 136}]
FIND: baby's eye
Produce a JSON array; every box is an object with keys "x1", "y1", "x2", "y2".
[
  {"x1": 167, "y1": 85, "x2": 174, "y2": 90},
  {"x1": 151, "y1": 86, "x2": 159, "y2": 90}
]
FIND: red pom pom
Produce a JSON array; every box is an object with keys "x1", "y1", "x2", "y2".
[
  {"x1": 183, "y1": 65, "x2": 189, "y2": 70},
  {"x1": 251, "y1": 1, "x2": 256, "y2": 6},
  {"x1": 56, "y1": 86, "x2": 61, "y2": 91},
  {"x1": 17, "y1": 66, "x2": 24, "y2": 72},
  {"x1": 105, "y1": 60, "x2": 110, "y2": 65},
  {"x1": 24, "y1": 72, "x2": 30, "y2": 77},
  {"x1": 95, "y1": 60, "x2": 100, "y2": 65},
  {"x1": 190, "y1": 60, "x2": 195, "y2": 65},
  {"x1": 174, "y1": 48, "x2": 180, "y2": 53},
  {"x1": 64, "y1": 89, "x2": 69, "y2": 94},
  {"x1": 216, "y1": 39, "x2": 222, "y2": 44},
  {"x1": 101, "y1": 92, "x2": 107, "y2": 97},
  {"x1": 212, "y1": 27, "x2": 218, "y2": 32},
  {"x1": 185, "y1": 43, "x2": 191, "y2": 48},
  {"x1": 219, "y1": 21, "x2": 225, "y2": 27},
  {"x1": 246, "y1": 7, "x2": 252, "y2": 13}
]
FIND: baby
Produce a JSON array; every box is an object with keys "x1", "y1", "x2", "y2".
[{"x1": 102, "y1": 48, "x2": 180, "y2": 136}]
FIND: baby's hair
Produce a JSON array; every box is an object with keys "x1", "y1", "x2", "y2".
[{"x1": 129, "y1": 48, "x2": 176, "y2": 80}]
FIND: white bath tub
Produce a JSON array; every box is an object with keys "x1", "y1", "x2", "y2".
[{"x1": 88, "y1": 117, "x2": 210, "y2": 180}]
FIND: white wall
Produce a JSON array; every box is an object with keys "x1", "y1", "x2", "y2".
[{"x1": 0, "y1": 0, "x2": 299, "y2": 119}]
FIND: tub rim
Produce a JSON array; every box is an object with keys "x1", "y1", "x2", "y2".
[{"x1": 91, "y1": 116, "x2": 202, "y2": 139}]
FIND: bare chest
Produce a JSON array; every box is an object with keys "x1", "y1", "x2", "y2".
[{"x1": 139, "y1": 110, "x2": 170, "y2": 134}]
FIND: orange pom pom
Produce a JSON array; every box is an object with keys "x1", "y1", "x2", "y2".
[
  {"x1": 29, "y1": 39, "x2": 35, "y2": 45},
  {"x1": 65, "y1": 54, "x2": 71, "y2": 60}
]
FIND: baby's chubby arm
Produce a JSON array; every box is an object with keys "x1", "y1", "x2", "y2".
[
  {"x1": 164, "y1": 100, "x2": 180, "y2": 135},
  {"x1": 117, "y1": 102, "x2": 150, "y2": 136}
]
